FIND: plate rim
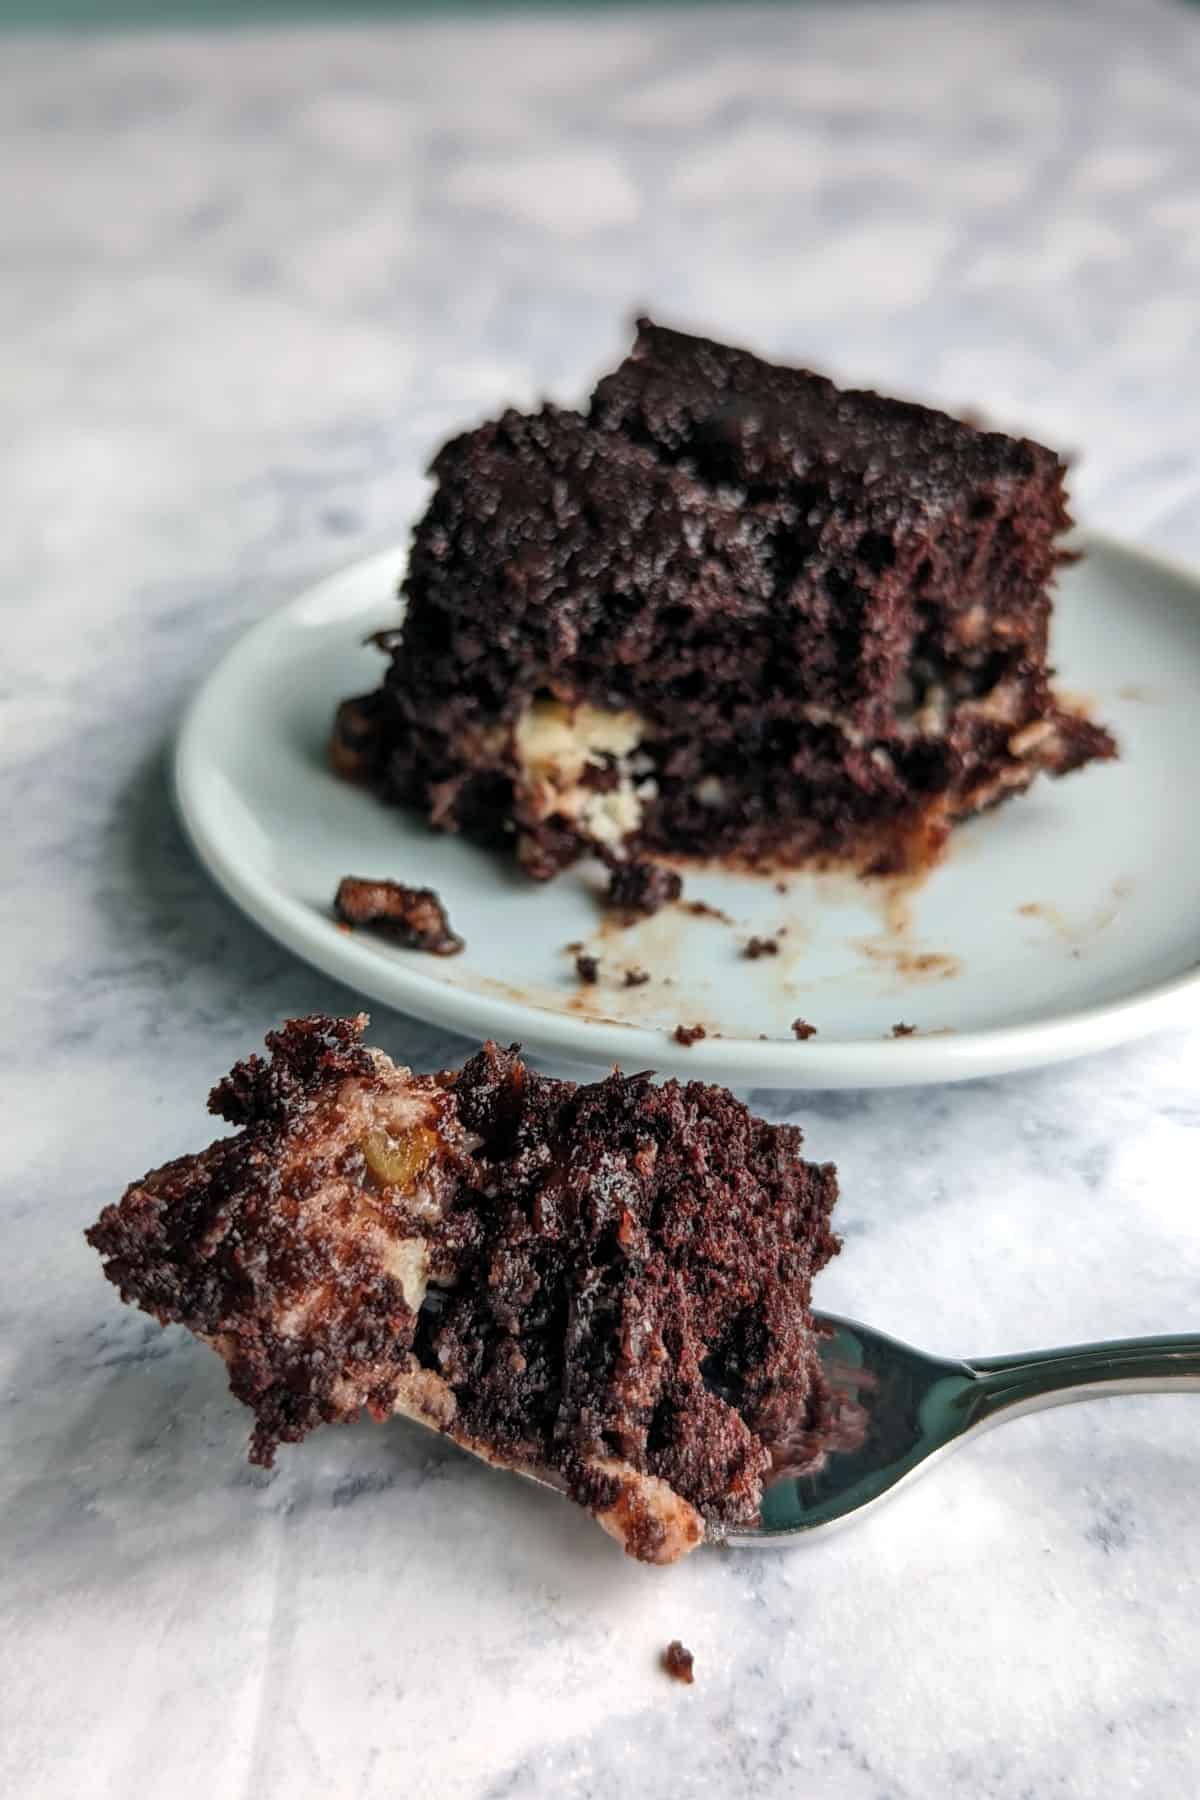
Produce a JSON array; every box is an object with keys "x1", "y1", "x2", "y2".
[{"x1": 173, "y1": 529, "x2": 1200, "y2": 1089}]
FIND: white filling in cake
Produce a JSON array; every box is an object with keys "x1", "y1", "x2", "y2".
[{"x1": 512, "y1": 698, "x2": 655, "y2": 847}]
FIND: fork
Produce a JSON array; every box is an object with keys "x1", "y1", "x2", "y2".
[{"x1": 725, "y1": 1314, "x2": 1200, "y2": 1546}]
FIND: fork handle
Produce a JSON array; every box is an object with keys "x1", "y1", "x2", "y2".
[{"x1": 965, "y1": 1333, "x2": 1200, "y2": 1426}]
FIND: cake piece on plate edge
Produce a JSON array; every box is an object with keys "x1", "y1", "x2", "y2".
[
  {"x1": 87, "y1": 1015, "x2": 840, "y2": 1564},
  {"x1": 334, "y1": 318, "x2": 1115, "y2": 881}
]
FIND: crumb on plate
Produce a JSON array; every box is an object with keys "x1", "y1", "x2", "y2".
[
  {"x1": 334, "y1": 876, "x2": 463, "y2": 955},
  {"x1": 744, "y1": 935, "x2": 779, "y2": 959},
  {"x1": 605, "y1": 859, "x2": 683, "y2": 917}
]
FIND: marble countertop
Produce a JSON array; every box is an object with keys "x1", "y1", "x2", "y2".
[{"x1": 4, "y1": 3, "x2": 1200, "y2": 1794}]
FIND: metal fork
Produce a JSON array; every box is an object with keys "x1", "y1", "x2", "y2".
[{"x1": 726, "y1": 1313, "x2": 1200, "y2": 1546}]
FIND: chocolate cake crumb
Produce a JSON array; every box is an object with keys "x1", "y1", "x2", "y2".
[
  {"x1": 662, "y1": 1641, "x2": 695, "y2": 1685},
  {"x1": 87, "y1": 1016, "x2": 841, "y2": 1566},
  {"x1": 791, "y1": 1019, "x2": 818, "y2": 1040},
  {"x1": 565, "y1": 940, "x2": 584, "y2": 953},
  {"x1": 574, "y1": 953, "x2": 600, "y2": 984},
  {"x1": 334, "y1": 876, "x2": 463, "y2": 955},
  {"x1": 744, "y1": 936, "x2": 779, "y2": 959},
  {"x1": 606, "y1": 860, "x2": 683, "y2": 917},
  {"x1": 892, "y1": 1022, "x2": 917, "y2": 1037},
  {"x1": 673, "y1": 1024, "x2": 707, "y2": 1047},
  {"x1": 623, "y1": 967, "x2": 651, "y2": 987}
]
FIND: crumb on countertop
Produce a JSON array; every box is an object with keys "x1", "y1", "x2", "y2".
[
  {"x1": 744, "y1": 935, "x2": 779, "y2": 959},
  {"x1": 575, "y1": 953, "x2": 599, "y2": 984},
  {"x1": 791, "y1": 1018, "x2": 817, "y2": 1040},
  {"x1": 892, "y1": 1022, "x2": 917, "y2": 1037},
  {"x1": 662, "y1": 1641, "x2": 695, "y2": 1685},
  {"x1": 333, "y1": 876, "x2": 463, "y2": 955},
  {"x1": 623, "y1": 967, "x2": 651, "y2": 987},
  {"x1": 673, "y1": 1024, "x2": 707, "y2": 1047}
]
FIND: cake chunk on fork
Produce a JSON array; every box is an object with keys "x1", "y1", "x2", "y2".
[{"x1": 87, "y1": 1015, "x2": 840, "y2": 1564}]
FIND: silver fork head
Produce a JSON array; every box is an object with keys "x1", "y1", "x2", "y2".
[
  {"x1": 721, "y1": 1313, "x2": 974, "y2": 1548},
  {"x1": 723, "y1": 1312, "x2": 1200, "y2": 1548}
]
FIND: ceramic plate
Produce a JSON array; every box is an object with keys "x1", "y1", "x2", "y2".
[{"x1": 174, "y1": 532, "x2": 1200, "y2": 1088}]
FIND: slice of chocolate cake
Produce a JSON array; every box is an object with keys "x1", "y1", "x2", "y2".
[
  {"x1": 87, "y1": 1016, "x2": 839, "y2": 1564},
  {"x1": 335, "y1": 319, "x2": 1114, "y2": 879}
]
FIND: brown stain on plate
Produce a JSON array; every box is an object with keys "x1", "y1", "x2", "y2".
[
  {"x1": 807, "y1": 859, "x2": 960, "y2": 987},
  {"x1": 772, "y1": 929, "x2": 814, "y2": 967},
  {"x1": 853, "y1": 940, "x2": 962, "y2": 983},
  {"x1": 592, "y1": 904, "x2": 710, "y2": 946},
  {"x1": 563, "y1": 992, "x2": 646, "y2": 1026},
  {"x1": 450, "y1": 833, "x2": 971, "y2": 1034},
  {"x1": 1018, "y1": 879, "x2": 1133, "y2": 948},
  {"x1": 680, "y1": 898, "x2": 735, "y2": 924},
  {"x1": 593, "y1": 904, "x2": 697, "y2": 961},
  {"x1": 808, "y1": 856, "x2": 940, "y2": 943}
]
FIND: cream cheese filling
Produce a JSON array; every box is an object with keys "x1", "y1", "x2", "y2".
[{"x1": 512, "y1": 698, "x2": 654, "y2": 847}]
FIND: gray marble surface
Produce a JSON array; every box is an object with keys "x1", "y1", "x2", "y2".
[{"x1": 4, "y1": 2, "x2": 1200, "y2": 1794}]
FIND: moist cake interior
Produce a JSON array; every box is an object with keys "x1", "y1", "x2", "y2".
[{"x1": 87, "y1": 1015, "x2": 840, "y2": 1564}]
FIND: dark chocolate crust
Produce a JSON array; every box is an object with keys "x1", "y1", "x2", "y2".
[{"x1": 87, "y1": 1017, "x2": 840, "y2": 1550}]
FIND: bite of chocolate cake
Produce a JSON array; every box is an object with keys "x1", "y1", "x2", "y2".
[
  {"x1": 87, "y1": 1015, "x2": 839, "y2": 1564},
  {"x1": 334, "y1": 318, "x2": 1114, "y2": 880}
]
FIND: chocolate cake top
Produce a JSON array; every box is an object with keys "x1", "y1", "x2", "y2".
[
  {"x1": 590, "y1": 317, "x2": 1061, "y2": 505},
  {"x1": 408, "y1": 402, "x2": 777, "y2": 642}
]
